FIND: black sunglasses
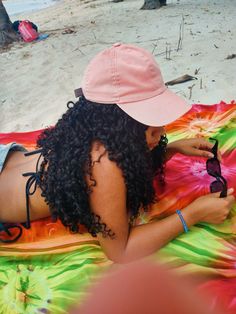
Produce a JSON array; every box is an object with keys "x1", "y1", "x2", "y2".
[{"x1": 206, "y1": 138, "x2": 227, "y2": 198}]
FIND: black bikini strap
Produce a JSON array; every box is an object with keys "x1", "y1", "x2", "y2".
[
  {"x1": 0, "y1": 223, "x2": 23, "y2": 243},
  {"x1": 0, "y1": 148, "x2": 43, "y2": 243},
  {"x1": 22, "y1": 150, "x2": 43, "y2": 229},
  {"x1": 24, "y1": 148, "x2": 43, "y2": 157}
]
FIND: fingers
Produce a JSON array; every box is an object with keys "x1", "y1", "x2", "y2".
[
  {"x1": 200, "y1": 149, "x2": 214, "y2": 158},
  {"x1": 211, "y1": 188, "x2": 234, "y2": 198},
  {"x1": 211, "y1": 191, "x2": 224, "y2": 198},
  {"x1": 198, "y1": 139, "x2": 214, "y2": 151},
  {"x1": 196, "y1": 139, "x2": 223, "y2": 160},
  {"x1": 223, "y1": 195, "x2": 235, "y2": 219},
  {"x1": 226, "y1": 194, "x2": 235, "y2": 206},
  {"x1": 192, "y1": 139, "x2": 214, "y2": 158},
  {"x1": 217, "y1": 150, "x2": 222, "y2": 162},
  {"x1": 177, "y1": 138, "x2": 223, "y2": 160},
  {"x1": 191, "y1": 147, "x2": 213, "y2": 158},
  {"x1": 202, "y1": 139, "x2": 222, "y2": 161},
  {"x1": 227, "y1": 188, "x2": 235, "y2": 195}
]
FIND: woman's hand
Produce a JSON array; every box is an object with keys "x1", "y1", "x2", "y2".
[
  {"x1": 166, "y1": 138, "x2": 222, "y2": 161},
  {"x1": 184, "y1": 188, "x2": 235, "y2": 225}
]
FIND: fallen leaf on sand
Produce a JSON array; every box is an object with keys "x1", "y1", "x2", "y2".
[
  {"x1": 165, "y1": 74, "x2": 198, "y2": 86},
  {"x1": 225, "y1": 54, "x2": 236, "y2": 60},
  {"x1": 62, "y1": 28, "x2": 75, "y2": 35}
]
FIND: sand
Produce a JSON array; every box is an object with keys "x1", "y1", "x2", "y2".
[{"x1": 1, "y1": 0, "x2": 236, "y2": 132}]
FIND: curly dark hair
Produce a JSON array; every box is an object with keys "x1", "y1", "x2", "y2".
[{"x1": 37, "y1": 96, "x2": 167, "y2": 237}]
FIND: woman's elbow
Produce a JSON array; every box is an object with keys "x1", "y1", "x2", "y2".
[{"x1": 105, "y1": 250, "x2": 135, "y2": 264}]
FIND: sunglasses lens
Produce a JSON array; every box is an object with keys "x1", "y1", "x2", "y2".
[
  {"x1": 210, "y1": 180, "x2": 224, "y2": 193},
  {"x1": 207, "y1": 139, "x2": 227, "y2": 198},
  {"x1": 207, "y1": 158, "x2": 221, "y2": 176}
]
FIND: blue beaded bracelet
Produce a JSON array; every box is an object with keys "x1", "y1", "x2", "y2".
[{"x1": 176, "y1": 210, "x2": 189, "y2": 233}]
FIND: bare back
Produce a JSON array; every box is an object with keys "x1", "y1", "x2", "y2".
[{"x1": 0, "y1": 150, "x2": 50, "y2": 223}]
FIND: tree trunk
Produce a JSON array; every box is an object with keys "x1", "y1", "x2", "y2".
[
  {"x1": 0, "y1": 0, "x2": 20, "y2": 47},
  {"x1": 141, "y1": 0, "x2": 167, "y2": 10},
  {"x1": 141, "y1": 0, "x2": 160, "y2": 10}
]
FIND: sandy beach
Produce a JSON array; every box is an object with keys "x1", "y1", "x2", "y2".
[{"x1": 1, "y1": 0, "x2": 236, "y2": 132}]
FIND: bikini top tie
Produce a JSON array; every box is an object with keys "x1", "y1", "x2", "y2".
[
  {"x1": 22, "y1": 149, "x2": 43, "y2": 229},
  {"x1": 0, "y1": 148, "x2": 43, "y2": 243}
]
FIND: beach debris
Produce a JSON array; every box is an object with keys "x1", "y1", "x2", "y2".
[
  {"x1": 214, "y1": 44, "x2": 219, "y2": 48},
  {"x1": 225, "y1": 54, "x2": 236, "y2": 60},
  {"x1": 92, "y1": 31, "x2": 96, "y2": 40},
  {"x1": 62, "y1": 28, "x2": 75, "y2": 35},
  {"x1": 177, "y1": 15, "x2": 184, "y2": 51},
  {"x1": 165, "y1": 43, "x2": 171, "y2": 60},
  {"x1": 42, "y1": 27, "x2": 76, "y2": 38},
  {"x1": 73, "y1": 47, "x2": 85, "y2": 55},
  {"x1": 21, "y1": 51, "x2": 31, "y2": 59},
  {"x1": 191, "y1": 52, "x2": 201, "y2": 56},
  {"x1": 194, "y1": 68, "x2": 200, "y2": 75},
  {"x1": 200, "y1": 78, "x2": 203, "y2": 89},
  {"x1": 36, "y1": 34, "x2": 49, "y2": 41},
  {"x1": 152, "y1": 41, "x2": 158, "y2": 54},
  {"x1": 165, "y1": 74, "x2": 198, "y2": 86},
  {"x1": 188, "y1": 84, "x2": 196, "y2": 99}
]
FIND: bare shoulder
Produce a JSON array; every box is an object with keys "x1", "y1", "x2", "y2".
[{"x1": 89, "y1": 141, "x2": 125, "y2": 189}]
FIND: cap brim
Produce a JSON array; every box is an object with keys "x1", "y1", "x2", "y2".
[{"x1": 117, "y1": 88, "x2": 191, "y2": 127}]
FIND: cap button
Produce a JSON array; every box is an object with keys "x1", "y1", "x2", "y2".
[{"x1": 113, "y1": 42, "x2": 122, "y2": 47}]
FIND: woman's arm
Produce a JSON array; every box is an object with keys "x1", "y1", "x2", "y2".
[
  {"x1": 88, "y1": 148, "x2": 234, "y2": 264},
  {"x1": 166, "y1": 138, "x2": 222, "y2": 161}
]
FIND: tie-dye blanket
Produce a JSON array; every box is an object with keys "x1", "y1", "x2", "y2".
[{"x1": 0, "y1": 101, "x2": 235, "y2": 314}]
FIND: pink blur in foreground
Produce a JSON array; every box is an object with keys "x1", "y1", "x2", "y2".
[{"x1": 71, "y1": 261, "x2": 223, "y2": 314}]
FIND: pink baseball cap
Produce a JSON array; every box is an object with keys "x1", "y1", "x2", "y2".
[{"x1": 75, "y1": 43, "x2": 191, "y2": 126}]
